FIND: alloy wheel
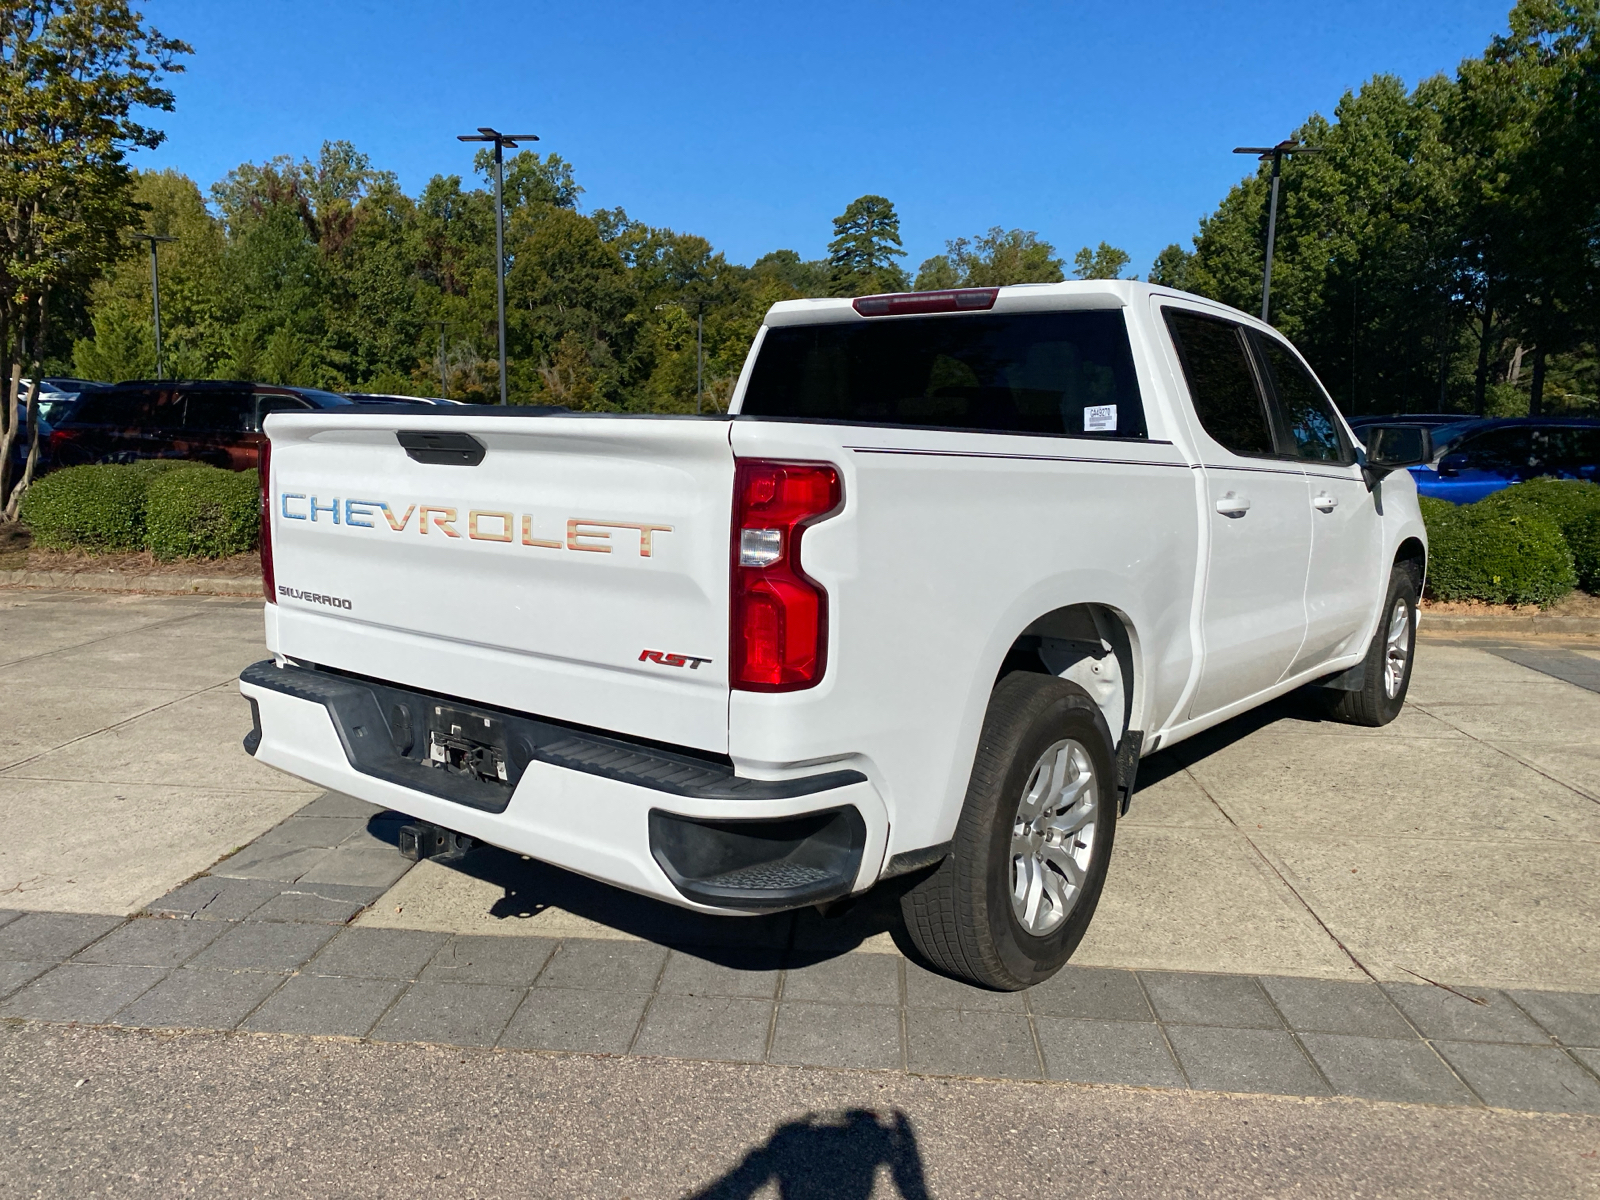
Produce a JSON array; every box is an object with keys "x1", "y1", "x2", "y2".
[{"x1": 1009, "y1": 738, "x2": 1099, "y2": 937}]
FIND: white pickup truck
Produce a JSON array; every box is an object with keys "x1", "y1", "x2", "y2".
[{"x1": 241, "y1": 281, "x2": 1432, "y2": 990}]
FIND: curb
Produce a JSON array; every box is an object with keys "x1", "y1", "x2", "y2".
[
  {"x1": 0, "y1": 568, "x2": 260, "y2": 598},
  {"x1": 1419, "y1": 613, "x2": 1600, "y2": 636}
]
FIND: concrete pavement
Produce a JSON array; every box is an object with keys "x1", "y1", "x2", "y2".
[
  {"x1": 3, "y1": 589, "x2": 1600, "y2": 1195},
  {"x1": 0, "y1": 590, "x2": 316, "y2": 914}
]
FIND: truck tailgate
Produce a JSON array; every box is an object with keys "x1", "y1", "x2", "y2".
[{"x1": 263, "y1": 412, "x2": 735, "y2": 753}]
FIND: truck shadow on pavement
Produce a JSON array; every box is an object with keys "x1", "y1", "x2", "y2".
[
  {"x1": 378, "y1": 687, "x2": 1344, "y2": 974},
  {"x1": 685, "y1": 1108, "x2": 930, "y2": 1200},
  {"x1": 399, "y1": 837, "x2": 917, "y2": 970},
  {"x1": 1133, "y1": 686, "x2": 1343, "y2": 790}
]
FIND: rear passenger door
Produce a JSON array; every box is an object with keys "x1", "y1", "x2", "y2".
[
  {"x1": 1163, "y1": 307, "x2": 1312, "y2": 718},
  {"x1": 1251, "y1": 333, "x2": 1380, "y2": 674}
]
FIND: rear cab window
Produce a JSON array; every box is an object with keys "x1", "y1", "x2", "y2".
[{"x1": 740, "y1": 309, "x2": 1147, "y2": 439}]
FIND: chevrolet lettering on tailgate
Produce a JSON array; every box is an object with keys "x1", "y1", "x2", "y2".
[{"x1": 278, "y1": 494, "x2": 672, "y2": 556}]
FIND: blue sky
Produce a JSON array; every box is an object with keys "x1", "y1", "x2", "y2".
[{"x1": 138, "y1": 0, "x2": 1513, "y2": 276}]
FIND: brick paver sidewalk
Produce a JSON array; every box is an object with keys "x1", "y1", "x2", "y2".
[{"x1": 3, "y1": 790, "x2": 1598, "y2": 1116}]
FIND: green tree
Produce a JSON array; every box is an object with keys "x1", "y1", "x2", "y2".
[
  {"x1": 1178, "y1": 75, "x2": 1467, "y2": 415},
  {"x1": 1148, "y1": 244, "x2": 1196, "y2": 291},
  {"x1": 1072, "y1": 242, "x2": 1132, "y2": 280},
  {"x1": 914, "y1": 227, "x2": 1064, "y2": 289},
  {"x1": 1453, "y1": 0, "x2": 1600, "y2": 414},
  {"x1": 72, "y1": 168, "x2": 226, "y2": 378},
  {"x1": 751, "y1": 249, "x2": 829, "y2": 297},
  {"x1": 0, "y1": 0, "x2": 189, "y2": 512},
  {"x1": 827, "y1": 194, "x2": 908, "y2": 296}
]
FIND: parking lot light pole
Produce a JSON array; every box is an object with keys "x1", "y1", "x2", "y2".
[
  {"x1": 432, "y1": 320, "x2": 451, "y2": 398},
  {"x1": 129, "y1": 233, "x2": 177, "y2": 379},
  {"x1": 1232, "y1": 140, "x2": 1319, "y2": 323},
  {"x1": 457, "y1": 127, "x2": 539, "y2": 405}
]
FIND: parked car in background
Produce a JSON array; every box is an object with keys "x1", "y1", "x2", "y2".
[
  {"x1": 1347, "y1": 413, "x2": 1475, "y2": 448},
  {"x1": 9, "y1": 379, "x2": 110, "y2": 474},
  {"x1": 20, "y1": 377, "x2": 108, "y2": 424},
  {"x1": 1406, "y1": 417, "x2": 1600, "y2": 503},
  {"x1": 44, "y1": 381, "x2": 384, "y2": 472}
]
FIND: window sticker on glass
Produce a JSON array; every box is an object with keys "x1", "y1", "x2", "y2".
[{"x1": 1084, "y1": 404, "x2": 1117, "y2": 433}]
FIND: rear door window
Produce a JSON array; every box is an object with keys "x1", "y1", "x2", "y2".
[
  {"x1": 1252, "y1": 334, "x2": 1352, "y2": 464},
  {"x1": 1163, "y1": 309, "x2": 1274, "y2": 457},
  {"x1": 182, "y1": 390, "x2": 254, "y2": 433},
  {"x1": 1457, "y1": 428, "x2": 1533, "y2": 472},
  {"x1": 740, "y1": 310, "x2": 1147, "y2": 438}
]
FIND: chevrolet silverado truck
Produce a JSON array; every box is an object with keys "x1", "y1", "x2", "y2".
[{"x1": 240, "y1": 281, "x2": 1432, "y2": 990}]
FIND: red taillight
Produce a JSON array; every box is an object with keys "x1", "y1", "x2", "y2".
[
  {"x1": 852, "y1": 288, "x2": 998, "y2": 317},
  {"x1": 259, "y1": 437, "x2": 276, "y2": 603},
  {"x1": 731, "y1": 459, "x2": 841, "y2": 691}
]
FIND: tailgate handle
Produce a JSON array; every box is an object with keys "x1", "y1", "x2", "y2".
[{"x1": 396, "y1": 430, "x2": 485, "y2": 466}]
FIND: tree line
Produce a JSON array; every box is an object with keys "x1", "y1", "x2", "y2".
[
  {"x1": 63, "y1": 162, "x2": 1134, "y2": 413},
  {"x1": 1152, "y1": 0, "x2": 1599, "y2": 419},
  {"x1": 3, "y1": 0, "x2": 1596, "y2": 509}
]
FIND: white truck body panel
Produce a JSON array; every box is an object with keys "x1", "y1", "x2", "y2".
[
  {"x1": 245, "y1": 281, "x2": 1426, "y2": 916},
  {"x1": 264, "y1": 415, "x2": 734, "y2": 752}
]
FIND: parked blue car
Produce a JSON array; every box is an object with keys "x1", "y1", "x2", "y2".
[{"x1": 1405, "y1": 417, "x2": 1600, "y2": 504}]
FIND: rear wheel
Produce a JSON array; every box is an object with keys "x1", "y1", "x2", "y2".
[
  {"x1": 1326, "y1": 567, "x2": 1417, "y2": 727},
  {"x1": 899, "y1": 673, "x2": 1117, "y2": 990}
]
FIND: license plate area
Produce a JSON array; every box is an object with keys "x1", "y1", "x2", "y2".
[{"x1": 427, "y1": 703, "x2": 511, "y2": 785}]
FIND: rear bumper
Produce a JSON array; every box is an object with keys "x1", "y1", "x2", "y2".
[{"x1": 239, "y1": 660, "x2": 888, "y2": 914}]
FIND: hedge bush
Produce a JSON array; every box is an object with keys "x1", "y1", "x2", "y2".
[
  {"x1": 17, "y1": 460, "x2": 254, "y2": 557},
  {"x1": 144, "y1": 465, "x2": 261, "y2": 559},
  {"x1": 1569, "y1": 509, "x2": 1600, "y2": 593},
  {"x1": 1476, "y1": 477, "x2": 1600, "y2": 540},
  {"x1": 1422, "y1": 501, "x2": 1576, "y2": 605},
  {"x1": 18, "y1": 463, "x2": 165, "y2": 551}
]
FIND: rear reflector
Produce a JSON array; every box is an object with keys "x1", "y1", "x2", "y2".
[
  {"x1": 731, "y1": 459, "x2": 841, "y2": 692},
  {"x1": 852, "y1": 288, "x2": 999, "y2": 317},
  {"x1": 259, "y1": 436, "x2": 275, "y2": 603}
]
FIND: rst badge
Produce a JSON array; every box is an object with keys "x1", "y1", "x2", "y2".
[{"x1": 639, "y1": 650, "x2": 712, "y2": 670}]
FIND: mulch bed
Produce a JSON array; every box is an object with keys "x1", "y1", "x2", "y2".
[{"x1": 0, "y1": 526, "x2": 258, "y2": 578}]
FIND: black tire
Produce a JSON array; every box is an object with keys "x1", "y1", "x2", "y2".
[
  {"x1": 1325, "y1": 566, "x2": 1418, "y2": 727},
  {"x1": 899, "y1": 673, "x2": 1118, "y2": 990}
]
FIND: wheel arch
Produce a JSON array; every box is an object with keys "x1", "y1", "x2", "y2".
[
  {"x1": 1394, "y1": 535, "x2": 1427, "y2": 593},
  {"x1": 995, "y1": 602, "x2": 1143, "y2": 749}
]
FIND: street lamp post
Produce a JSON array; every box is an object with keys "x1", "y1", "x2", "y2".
[
  {"x1": 1232, "y1": 140, "x2": 1319, "y2": 323},
  {"x1": 129, "y1": 233, "x2": 177, "y2": 379},
  {"x1": 457, "y1": 127, "x2": 539, "y2": 405},
  {"x1": 432, "y1": 320, "x2": 450, "y2": 398}
]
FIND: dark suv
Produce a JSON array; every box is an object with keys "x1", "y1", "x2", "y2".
[{"x1": 45, "y1": 381, "x2": 360, "y2": 472}]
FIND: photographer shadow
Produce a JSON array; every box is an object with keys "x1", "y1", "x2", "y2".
[{"x1": 687, "y1": 1108, "x2": 929, "y2": 1200}]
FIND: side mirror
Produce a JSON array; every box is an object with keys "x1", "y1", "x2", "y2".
[
  {"x1": 1436, "y1": 452, "x2": 1468, "y2": 477},
  {"x1": 1363, "y1": 424, "x2": 1434, "y2": 475}
]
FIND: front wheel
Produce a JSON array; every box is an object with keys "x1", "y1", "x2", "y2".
[
  {"x1": 1325, "y1": 567, "x2": 1418, "y2": 727},
  {"x1": 899, "y1": 673, "x2": 1118, "y2": 990}
]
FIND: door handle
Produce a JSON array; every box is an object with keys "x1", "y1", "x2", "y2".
[
  {"x1": 1215, "y1": 492, "x2": 1252, "y2": 516},
  {"x1": 1312, "y1": 493, "x2": 1338, "y2": 512}
]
